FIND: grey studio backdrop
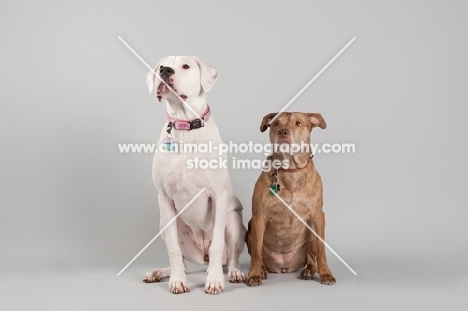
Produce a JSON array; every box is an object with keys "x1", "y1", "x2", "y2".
[{"x1": 1, "y1": 0, "x2": 467, "y2": 310}]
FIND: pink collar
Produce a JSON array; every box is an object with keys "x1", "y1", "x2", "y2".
[{"x1": 166, "y1": 105, "x2": 211, "y2": 130}]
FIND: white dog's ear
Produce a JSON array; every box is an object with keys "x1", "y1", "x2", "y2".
[
  {"x1": 193, "y1": 57, "x2": 218, "y2": 92},
  {"x1": 145, "y1": 62, "x2": 160, "y2": 94}
]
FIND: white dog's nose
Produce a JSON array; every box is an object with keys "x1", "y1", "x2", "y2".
[{"x1": 159, "y1": 66, "x2": 175, "y2": 77}]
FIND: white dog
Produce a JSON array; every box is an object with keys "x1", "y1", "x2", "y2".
[{"x1": 142, "y1": 56, "x2": 246, "y2": 294}]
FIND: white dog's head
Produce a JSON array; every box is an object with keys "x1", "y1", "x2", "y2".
[{"x1": 146, "y1": 56, "x2": 218, "y2": 102}]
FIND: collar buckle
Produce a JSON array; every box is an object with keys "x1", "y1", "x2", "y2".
[
  {"x1": 190, "y1": 118, "x2": 203, "y2": 130},
  {"x1": 166, "y1": 105, "x2": 211, "y2": 131}
]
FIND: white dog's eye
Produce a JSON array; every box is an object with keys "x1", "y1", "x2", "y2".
[{"x1": 182, "y1": 64, "x2": 190, "y2": 69}]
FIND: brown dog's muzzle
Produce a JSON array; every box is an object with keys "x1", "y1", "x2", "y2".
[{"x1": 277, "y1": 128, "x2": 291, "y2": 144}]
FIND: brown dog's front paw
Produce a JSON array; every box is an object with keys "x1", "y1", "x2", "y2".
[
  {"x1": 246, "y1": 275, "x2": 263, "y2": 287},
  {"x1": 319, "y1": 273, "x2": 336, "y2": 285},
  {"x1": 299, "y1": 267, "x2": 316, "y2": 280}
]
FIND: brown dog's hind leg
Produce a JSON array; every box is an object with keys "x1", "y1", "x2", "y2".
[
  {"x1": 245, "y1": 220, "x2": 252, "y2": 254},
  {"x1": 261, "y1": 262, "x2": 268, "y2": 279},
  {"x1": 246, "y1": 225, "x2": 268, "y2": 280},
  {"x1": 299, "y1": 251, "x2": 318, "y2": 280},
  {"x1": 246, "y1": 208, "x2": 268, "y2": 286}
]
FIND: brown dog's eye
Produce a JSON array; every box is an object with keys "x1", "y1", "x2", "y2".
[
  {"x1": 296, "y1": 121, "x2": 302, "y2": 127},
  {"x1": 182, "y1": 64, "x2": 190, "y2": 69},
  {"x1": 274, "y1": 121, "x2": 279, "y2": 127}
]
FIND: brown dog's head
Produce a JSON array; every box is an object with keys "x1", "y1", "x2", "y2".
[{"x1": 260, "y1": 112, "x2": 326, "y2": 154}]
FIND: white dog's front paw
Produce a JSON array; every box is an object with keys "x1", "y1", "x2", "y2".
[
  {"x1": 169, "y1": 280, "x2": 190, "y2": 294},
  {"x1": 228, "y1": 268, "x2": 245, "y2": 283},
  {"x1": 205, "y1": 268, "x2": 225, "y2": 294},
  {"x1": 168, "y1": 275, "x2": 190, "y2": 294}
]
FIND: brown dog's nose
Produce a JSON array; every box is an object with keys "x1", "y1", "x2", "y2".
[{"x1": 277, "y1": 128, "x2": 290, "y2": 138}]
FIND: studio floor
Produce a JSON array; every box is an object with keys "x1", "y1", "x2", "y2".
[{"x1": 1, "y1": 258, "x2": 466, "y2": 311}]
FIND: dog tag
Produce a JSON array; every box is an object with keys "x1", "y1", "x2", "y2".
[
  {"x1": 269, "y1": 170, "x2": 280, "y2": 194},
  {"x1": 163, "y1": 137, "x2": 175, "y2": 151},
  {"x1": 269, "y1": 183, "x2": 280, "y2": 194}
]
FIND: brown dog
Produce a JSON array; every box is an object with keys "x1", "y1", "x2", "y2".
[{"x1": 245, "y1": 112, "x2": 336, "y2": 286}]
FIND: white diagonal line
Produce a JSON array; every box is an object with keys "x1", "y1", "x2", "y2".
[
  {"x1": 269, "y1": 37, "x2": 356, "y2": 124},
  {"x1": 117, "y1": 188, "x2": 206, "y2": 276},
  {"x1": 270, "y1": 189, "x2": 357, "y2": 275},
  {"x1": 117, "y1": 36, "x2": 202, "y2": 119}
]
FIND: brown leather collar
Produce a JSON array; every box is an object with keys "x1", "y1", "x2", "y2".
[
  {"x1": 271, "y1": 154, "x2": 311, "y2": 173},
  {"x1": 279, "y1": 161, "x2": 309, "y2": 173}
]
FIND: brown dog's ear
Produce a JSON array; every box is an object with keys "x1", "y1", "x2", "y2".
[
  {"x1": 306, "y1": 113, "x2": 327, "y2": 129},
  {"x1": 260, "y1": 113, "x2": 278, "y2": 132}
]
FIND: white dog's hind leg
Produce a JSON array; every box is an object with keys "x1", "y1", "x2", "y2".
[
  {"x1": 159, "y1": 195, "x2": 190, "y2": 294},
  {"x1": 205, "y1": 193, "x2": 228, "y2": 294},
  {"x1": 143, "y1": 262, "x2": 188, "y2": 283},
  {"x1": 143, "y1": 267, "x2": 170, "y2": 283},
  {"x1": 225, "y1": 207, "x2": 246, "y2": 283}
]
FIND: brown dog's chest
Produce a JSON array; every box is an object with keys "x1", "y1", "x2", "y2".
[
  {"x1": 263, "y1": 193, "x2": 318, "y2": 248},
  {"x1": 259, "y1": 193, "x2": 317, "y2": 272}
]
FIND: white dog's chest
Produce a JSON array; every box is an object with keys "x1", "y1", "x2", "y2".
[
  {"x1": 153, "y1": 151, "x2": 222, "y2": 191},
  {"x1": 152, "y1": 151, "x2": 224, "y2": 231}
]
